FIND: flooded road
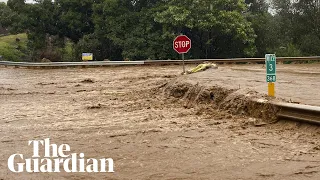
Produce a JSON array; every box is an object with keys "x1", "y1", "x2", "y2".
[{"x1": 0, "y1": 65, "x2": 319, "y2": 180}]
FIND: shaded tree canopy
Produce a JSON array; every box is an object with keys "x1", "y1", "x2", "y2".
[{"x1": 1, "y1": 0, "x2": 319, "y2": 61}]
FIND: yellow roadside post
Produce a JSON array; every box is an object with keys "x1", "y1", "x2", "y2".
[{"x1": 268, "y1": 82, "x2": 275, "y2": 97}]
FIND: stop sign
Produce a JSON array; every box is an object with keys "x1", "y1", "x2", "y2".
[{"x1": 173, "y1": 35, "x2": 191, "y2": 54}]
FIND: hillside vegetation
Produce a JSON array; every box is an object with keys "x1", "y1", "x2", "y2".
[{"x1": 0, "y1": 33, "x2": 28, "y2": 61}]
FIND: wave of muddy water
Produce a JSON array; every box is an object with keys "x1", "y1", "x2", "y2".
[{"x1": 0, "y1": 65, "x2": 320, "y2": 180}]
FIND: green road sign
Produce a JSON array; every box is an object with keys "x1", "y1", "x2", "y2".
[
  {"x1": 267, "y1": 75, "x2": 276, "y2": 82},
  {"x1": 265, "y1": 54, "x2": 276, "y2": 82}
]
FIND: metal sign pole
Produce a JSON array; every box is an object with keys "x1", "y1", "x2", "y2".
[{"x1": 182, "y1": 53, "x2": 185, "y2": 74}]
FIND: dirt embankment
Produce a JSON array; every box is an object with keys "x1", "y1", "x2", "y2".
[{"x1": 159, "y1": 79, "x2": 280, "y2": 125}]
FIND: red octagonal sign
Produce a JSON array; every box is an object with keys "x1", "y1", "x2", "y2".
[{"x1": 173, "y1": 35, "x2": 191, "y2": 54}]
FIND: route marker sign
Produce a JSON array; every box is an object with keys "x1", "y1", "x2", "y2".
[
  {"x1": 173, "y1": 35, "x2": 191, "y2": 74},
  {"x1": 265, "y1": 54, "x2": 276, "y2": 97},
  {"x1": 265, "y1": 54, "x2": 276, "y2": 82}
]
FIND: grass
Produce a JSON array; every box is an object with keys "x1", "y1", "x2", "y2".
[
  {"x1": 0, "y1": 33, "x2": 28, "y2": 61},
  {"x1": 61, "y1": 41, "x2": 75, "y2": 62},
  {"x1": 0, "y1": 34, "x2": 77, "y2": 62}
]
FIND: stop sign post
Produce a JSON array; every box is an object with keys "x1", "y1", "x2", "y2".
[{"x1": 173, "y1": 35, "x2": 191, "y2": 73}]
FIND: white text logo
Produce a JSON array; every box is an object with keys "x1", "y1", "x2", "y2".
[{"x1": 8, "y1": 138, "x2": 114, "y2": 173}]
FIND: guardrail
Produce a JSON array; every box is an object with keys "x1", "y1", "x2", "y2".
[
  {"x1": 146, "y1": 56, "x2": 320, "y2": 65},
  {"x1": 0, "y1": 56, "x2": 319, "y2": 68},
  {"x1": 274, "y1": 102, "x2": 320, "y2": 125},
  {"x1": 0, "y1": 61, "x2": 145, "y2": 67}
]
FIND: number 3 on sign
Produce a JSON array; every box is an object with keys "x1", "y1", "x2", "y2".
[{"x1": 269, "y1": 64, "x2": 273, "y2": 72}]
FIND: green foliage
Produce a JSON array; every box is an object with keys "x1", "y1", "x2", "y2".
[
  {"x1": 75, "y1": 34, "x2": 104, "y2": 61},
  {"x1": 93, "y1": 0, "x2": 177, "y2": 60},
  {"x1": 0, "y1": 2, "x2": 13, "y2": 27},
  {"x1": 271, "y1": 0, "x2": 320, "y2": 56},
  {"x1": 273, "y1": 43, "x2": 302, "y2": 57},
  {"x1": 0, "y1": 42, "x2": 23, "y2": 61},
  {"x1": 55, "y1": 0, "x2": 102, "y2": 43},
  {"x1": 154, "y1": 0, "x2": 257, "y2": 58},
  {"x1": 0, "y1": 33, "x2": 28, "y2": 61},
  {"x1": 299, "y1": 34, "x2": 320, "y2": 56},
  {"x1": 3, "y1": 0, "x2": 319, "y2": 61},
  {"x1": 61, "y1": 41, "x2": 74, "y2": 62},
  {"x1": 0, "y1": 2, "x2": 24, "y2": 33},
  {"x1": 245, "y1": 0, "x2": 274, "y2": 57},
  {"x1": 0, "y1": 33, "x2": 27, "y2": 44}
]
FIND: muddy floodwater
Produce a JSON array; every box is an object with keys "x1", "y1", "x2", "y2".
[{"x1": 0, "y1": 64, "x2": 320, "y2": 180}]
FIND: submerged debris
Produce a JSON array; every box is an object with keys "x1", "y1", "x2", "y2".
[
  {"x1": 81, "y1": 78, "x2": 95, "y2": 84},
  {"x1": 186, "y1": 63, "x2": 218, "y2": 74},
  {"x1": 87, "y1": 103, "x2": 104, "y2": 109}
]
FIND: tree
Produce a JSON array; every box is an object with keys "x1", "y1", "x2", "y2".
[
  {"x1": 7, "y1": 0, "x2": 296, "y2": 61},
  {"x1": 155, "y1": 0, "x2": 257, "y2": 58},
  {"x1": 93, "y1": 0, "x2": 175, "y2": 60},
  {"x1": 245, "y1": 0, "x2": 281, "y2": 56},
  {"x1": 55, "y1": 0, "x2": 102, "y2": 43},
  {"x1": 271, "y1": 0, "x2": 320, "y2": 56},
  {"x1": 0, "y1": 2, "x2": 25, "y2": 33}
]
